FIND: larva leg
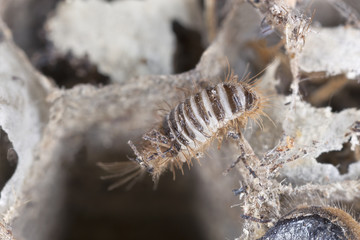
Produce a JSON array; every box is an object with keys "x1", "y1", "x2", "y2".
[
  {"x1": 160, "y1": 142, "x2": 176, "y2": 157},
  {"x1": 143, "y1": 129, "x2": 170, "y2": 146},
  {"x1": 143, "y1": 130, "x2": 172, "y2": 158},
  {"x1": 146, "y1": 142, "x2": 177, "y2": 161}
]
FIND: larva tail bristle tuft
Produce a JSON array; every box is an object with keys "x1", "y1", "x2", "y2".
[{"x1": 97, "y1": 161, "x2": 145, "y2": 190}]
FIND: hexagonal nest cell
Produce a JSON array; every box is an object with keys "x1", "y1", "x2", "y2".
[{"x1": 0, "y1": 0, "x2": 360, "y2": 240}]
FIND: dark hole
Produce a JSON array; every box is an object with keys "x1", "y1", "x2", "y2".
[
  {"x1": 63, "y1": 143, "x2": 206, "y2": 240},
  {"x1": 33, "y1": 50, "x2": 111, "y2": 89},
  {"x1": 0, "y1": 127, "x2": 18, "y2": 194},
  {"x1": 246, "y1": 37, "x2": 292, "y2": 95},
  {"x1": 172, "y1": 20, "x2": 205, "y2": 74},
  {"x1": 326, "y1": 81, "x2": 360, "y2": 112},
  {"x1": 316, "y1": 142, "x2": 359, "y2": 175},
  {"x1": 299, "y1": 76, "x2": 360, "y2": 112}
]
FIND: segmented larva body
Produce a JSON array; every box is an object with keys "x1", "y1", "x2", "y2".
[{"x1": 128, "y1": 75, "x2": 263, "y2": 181}]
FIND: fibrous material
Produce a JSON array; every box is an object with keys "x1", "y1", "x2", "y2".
[{"x1": 299, "y1": 26, "x2": 360, "y2": 79}]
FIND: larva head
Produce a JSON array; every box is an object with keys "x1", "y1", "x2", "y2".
[
  {"x1": 240, "y1": 82, "x2": 261, "y2": 115},
  {"x1": 221, "y1": 81, "x2": 261, "y2": 118}
]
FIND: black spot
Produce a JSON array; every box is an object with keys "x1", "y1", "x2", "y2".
[
  {"x1": 0, "y1": 127, "x2": 18, "y2": 194},
  {"x1": 299, "y1": 75, "x2": 360, "y2": 112},
  {"x1": 172, "y1": 20, "x2": 205, "y2": 73},
  {"x1": 317, "y1": 142, "x2": 358, "y2": 174},
  {"x1": 34, "y1": 51, "x2": 110, "y2": 89}
]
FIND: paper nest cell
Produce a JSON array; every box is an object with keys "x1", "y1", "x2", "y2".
[{"x1": 0, "y1": 0, "x2": 360, "y2": 240}]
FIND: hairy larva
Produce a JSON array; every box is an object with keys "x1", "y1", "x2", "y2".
[
  {"x1": 99, "y1": 73, "x2": 265, "y2": 189},
  {"x1": 259, "y1": 206, "x2": 360, "y2": 240}
]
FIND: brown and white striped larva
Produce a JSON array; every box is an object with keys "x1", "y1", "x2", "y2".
[{"x1": 99, "y1": 74, "x2": 265, "y2": 189}]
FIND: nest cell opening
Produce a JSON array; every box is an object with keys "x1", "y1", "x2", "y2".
[{"x1": 0, "y1": 127, "x2": 18, "y2": 194}]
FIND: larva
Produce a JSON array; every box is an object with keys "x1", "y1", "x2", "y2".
[{"x1": 99, "y1": 73, "x2": 264, "y2": 189}]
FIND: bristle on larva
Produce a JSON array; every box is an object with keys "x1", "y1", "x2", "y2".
[
  {"x1": 127, "y1": 75, "x2": 264, "y2": 182},
  {"x1": 97, "y1": 161, "x2": 145, "y2": 190}
]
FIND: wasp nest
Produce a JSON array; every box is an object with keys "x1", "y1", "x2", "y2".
[{"x1": 0, "y1": 0, "x2": 360, "y2": 239}]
